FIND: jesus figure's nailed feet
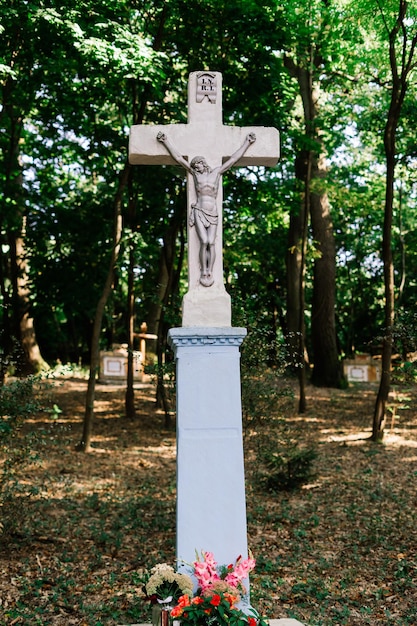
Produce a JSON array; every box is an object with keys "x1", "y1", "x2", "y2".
[{"x1": 200, "y1": 273, "x2": 214, "y2": 287}]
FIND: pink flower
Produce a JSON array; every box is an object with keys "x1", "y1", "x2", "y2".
[
  {"x1": 193, "y1": 551, "x2": 220, "y2": 592},
  {"x1": 224, "y1": 556, "x2": 255, "y2": 588},
  {"x1": 193, "y1": 551, "x2": 256, "y2": 595}
]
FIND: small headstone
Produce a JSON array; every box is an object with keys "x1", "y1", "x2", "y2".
[
  {"x1": 99, "y1": 344, "x2": 143, "y2": 383},
  {"x1": 343, "y1": 353, "x2": 381, "y2": 382}
]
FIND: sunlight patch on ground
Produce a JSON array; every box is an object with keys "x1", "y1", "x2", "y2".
[
  {"x1": 320, "y1": 429, "x2": 371, "y2": 444},
  {"x1": 320, "y1": 428, "x2": 417, "y2": 448},
  {"x1": 383, "y1": 432, "x2": 417, "y2": 447},
  {"x1": 287, "y1": 416, "x2": 324, "y2": 423},
  {"x1": 25, "y1": 416, "x2": 82, "y2": 425}
]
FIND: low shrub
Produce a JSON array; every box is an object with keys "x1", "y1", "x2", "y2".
[
  {"x1": 0, "y1": 376, "x2": 46, "y2": 538},
  {"x1": 259, "y1": 445, "x2": 317, "y2": 491}
]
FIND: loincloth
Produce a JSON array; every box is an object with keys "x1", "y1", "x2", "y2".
[{"x1": 190, "y1": 204, "x2": 218, "y2": 228}]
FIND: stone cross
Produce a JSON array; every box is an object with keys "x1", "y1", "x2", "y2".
[
  {"x1": 129, "y1": 71, "x2": 279, "y2": 327},
  {"x1": 129, "y1": 74, "x2": 280, "y2": 603}
]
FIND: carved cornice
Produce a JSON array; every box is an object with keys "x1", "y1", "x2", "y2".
[{"x1": 168, "y1": 327, "x2": 246, "y2": 349}]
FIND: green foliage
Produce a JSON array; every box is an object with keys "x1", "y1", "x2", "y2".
[
  {"x1": 0, "y1": 376, "x2": 46, "y2": 537},
  {"x1": 259, "y1": 445, "x2": 317, "y2": 492},
  {"x1": 239, "y1": 324, "x2": 290, "y2": 428},
  {"x1": 0, "y1": 0, "x2": 416, "y2": 393},
  {"x1": 172, "y1": 591, "x2": 268, "y2": 626},
  {"x1": 393, "y1": 309, "x2": 417, "y2": 355},
  {"x1": 0, "y1": 376, "x2": 43, "y2": 420},
  {"x1": 391, "y1": 309, "x2": 417, "y2": 383},
  {"x1": 0, "y1": 0, "x2": 169, "y2": 366},
  {"x1": 239, "y1": 323, "x2": 316, "y2": 491}
]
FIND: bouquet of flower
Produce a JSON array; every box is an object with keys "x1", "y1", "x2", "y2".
[
  {"x1": 193, "y1": 551, "x2": 255, "y2": 596},
  {"x1": 171, "y1": 591, "x2": 260, "y2": 626},
  {"x1": 170, "y1": 552, "x2": 268, "y2": 626},
  {"x1": 144, "y1": 563, "x2": 194, "y2": 605}
]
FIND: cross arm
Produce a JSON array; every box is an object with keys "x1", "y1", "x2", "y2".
[
  {"x1": 129, "y1": 124, "x2": 189, "y2": 165},
  {"x1": 129, "y1": 124, "x2": 279, "y2": 167}
]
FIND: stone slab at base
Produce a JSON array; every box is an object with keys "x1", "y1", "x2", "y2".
[
  {"x1": 182, "y1": 286, "x2": 232, "y2": 327},
  {"x1": 269, "y1": 617, "x2": 304, "y2": 626}
]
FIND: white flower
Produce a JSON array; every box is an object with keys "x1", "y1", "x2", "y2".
[{"x1": 145, "y1": 563, "x2": 194, "y2": 599}]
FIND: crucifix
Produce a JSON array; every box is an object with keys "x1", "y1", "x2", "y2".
[
  {"x1": 129, "y1": 72, "x2": 280, "y2": 604},
  {"x1": 129, "y1": 71, "x2": 279, "y2": 327}
]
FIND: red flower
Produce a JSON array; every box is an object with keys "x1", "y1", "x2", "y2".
[
  {"x1": 248, "y1": 618, "x2": 257, "y2": 626},
  {"x1": 191, "y1": 596, "x2": 204, "y2": 605},
  {"x1": 171, "y1": 594, "x2": 191, "y2": 617},
  {"x1": 171, "y1": 606, "x2": 183, "y2": 618},
  {"x1": 210, "y1": 594, "x2": 222, "y2": 607},
  {"x1": 224, "y1": 592, "x2": 238, "y2": 608}
]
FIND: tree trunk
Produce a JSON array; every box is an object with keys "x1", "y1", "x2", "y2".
[
  {"x1": 125, "y1": 245, "x2": 136, "y2": 419},
  {"x1": 1, "y1": 96, "x2": 47, "y2": 376},
  {"x1": 372, "y1": 138, "x2": 396, "y2": 441},
  {"x1": 155, "y1": 199, "x2": 186, "y2": 422},
  {"x1": 284, "y1": 58, "x2": 344, "y2": 390},
  {"x1": 372, "y1": 0, "x2": 415, "y2": 441},
  {"x1": 77, "y1": 5, "x2": 169, "y2": 446},
  {"x1": 145, "y1": 244, "x2": 171, "y2": 338},
  {"x1": 11, "y1": 225, "x2": 49, "y2": 375},
  {"x1": 286, "y1": 149, "x2": 310, "y2": 412},
  {"x1": 310, "y1": 152, "x2": 344, "y2": 388},
  {"x1": 76, "y1": 166, "x2": 126, "y2": 451}
]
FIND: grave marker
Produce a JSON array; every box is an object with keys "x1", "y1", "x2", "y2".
[
  {"x1": 129, "y1": 71, "x2": 279, "y2": 326},
  {"x1": 129, "y1": 71, "x2": 279, "y2": 597}
]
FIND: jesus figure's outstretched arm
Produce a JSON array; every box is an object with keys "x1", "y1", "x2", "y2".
[
  {"x1": 218, "y1": 132, "x2": 256, "y2": 175},
  {"x1": 156, "y1": 131, "x2": 192, "y2": 173}
]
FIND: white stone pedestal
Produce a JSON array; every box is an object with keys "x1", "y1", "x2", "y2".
[{"x1": 168, "y1": 327, "x2": 248, "y2": 576}]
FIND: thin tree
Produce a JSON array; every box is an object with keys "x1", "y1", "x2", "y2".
[
  {"x1": 372, "y1": 0, "x2": 417, "y2": 441},
  {"x1": 125, "y1": 238, "x2": 137, "y2": 420},
  {"x1": 77, "y1": 3, "x2": 168, "y2": 447},
  {"x1": 124, "y1": 4, "x2": 167, "y2": 420},
  {"x1": 76, "y1": 171, "x2": 126, "y2": 451},
  {"x1": 286, "y1": 148, "x2": 310, "y2": 412}
]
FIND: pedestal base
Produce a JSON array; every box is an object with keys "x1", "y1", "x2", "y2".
[{"x1": 168, "y1": 327, "x2": 247, "y2": 575}]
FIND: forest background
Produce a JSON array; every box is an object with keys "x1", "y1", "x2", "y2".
[
  {"x1": 2, "y1": 0, "x2": 417, "y2": 421},
  {"x1": 1, "y1": 1, "x2": 417, "y2": 625}
]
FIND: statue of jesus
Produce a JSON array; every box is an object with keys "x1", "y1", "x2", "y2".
[{"x1": 157, "y1": 130, "x2": 256, "y2": 287}]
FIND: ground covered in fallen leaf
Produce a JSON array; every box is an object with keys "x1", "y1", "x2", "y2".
[{"x1": 0, "y1": 372, "x2": 416, "y2": 625}]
